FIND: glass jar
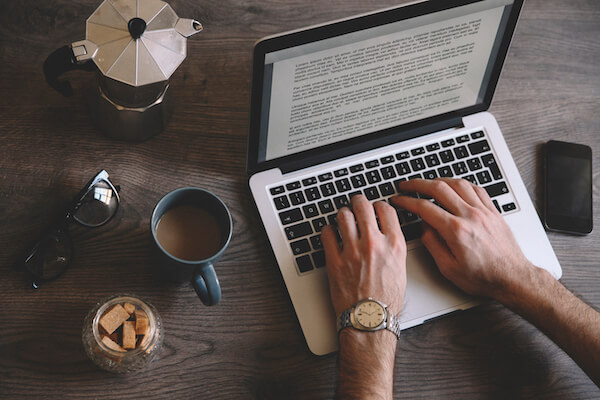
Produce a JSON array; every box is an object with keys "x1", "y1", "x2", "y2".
[{"x1": 82, "y1": 294, "x2": 163, "y2": 373}]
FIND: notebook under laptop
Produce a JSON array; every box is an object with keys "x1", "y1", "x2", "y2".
[{"x1": 247, "y1": 0, "x2": 562, "y2": 355}]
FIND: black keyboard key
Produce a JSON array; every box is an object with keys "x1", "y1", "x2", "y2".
[
  {"x1": 437, "y1": 166, "x2": 453, "y2": 177},
  {"x1": 366, "y1": 170, "x2": 382, "y2": 184},
  {"x1": 381, "y1": 166, "x2": 396, "y2": 180},
  {"x1": 463, "y1": 174, "x2": 476, "y2": 184},
  {"x1": 411, "y1": 147, "x2": 425, "y2": 156},
  {"x1": 379, "y1": 182, "x2": 395, "y2": 196},
  {"x1": 410, "y1": 158, "x2": 426, "y2": 171},
  {"x1": 285, "y1": 222, "x2": 312, "y2": 240},
  {"x1": 364, "y1": 186, "x2": 380, "y2": 200},
  {"x1": 423, "y1": 170, "x2": 438, "y2": 180},
  {"x1": 312, "y1": 217, "x2": 327, "y2": 232},
  {"x1": 467, "y1": 158, "x2": 482, "y2": 171},
  {"x1": 426, "y1": 143, "x2": 440, "y2": 152},
  {"x1": 396, "y1": 151, "x2": 410, "y2": 160},
  {"x1": 279, "y1": 208, "x2": 303, "y2": 225},
  {"x1": 286, "y1": 181, "x2": 301, "y2": 190},
  {"x1": 484, "y1": 182, "x2": 509, "y2": 198},
  {"x1": 468, "y1": 140, "x2": 491, "y2": 155},
  {"x1": 454, "y1": 146, "x2": 469, "y2": 159},
  {"x1": 289, "y1": 191, "x2": 306, "y2": 205},
  {"x1": 318, "y1": 172, "x2": 333, "y2": 182},
  {"x1": 328, "y1": 213, "x2": 338, "y2": 226},
  {"x1": 349, "y1": 191, "x2": 362, "y2": 199},
  {"x1": 425, "y1": 154, "x2": 441, "y2": 168},
  {"x1": 312, "y1": 251, "x2": 326, "y2": 268},
  {"x1": 273, "y1": 195, "x2": 290, "y2": 210},
  {"x1": 303, "y1": 203, "x2": 319, "y2": 218},
  {"x1": 318, "y1": 199, "x2": 334, "y2": 214},
  {"x1": 333, "y1": 195, "x2": 350, "y2": 209},
  {"x1": 335, "y1": 178, "x2": 352, "y2": 193},
  {"x1": 440, "y1": 150, "x2": 455, "y2": 163},
  {"x1": 471, "y1": 131, "x2": 485, "y2": 139},
  {"x1": 334, "y1": 168, "x2": 349, "y2": 177},
  {"x1": 381, "y1": 156, "x2": 395, "y2": 164},
  {"x1": 482, "y1": 154, "x2": 503, "y2": 180},
  {"x1": 349, "y1": 164, "x2": 364, "y2": 173},
  {"x1": 452, "y1": 161, "x2": 468, "y2": 175},
  {"x1": 351, "y1": 174, "x2": 367, "y2": 188},
  {"x1": 393, "y1": 178, "x2": 407, "y2": 190},
  {"x1": 489, "y1": 164, "x2": 503, "y2": 180},
  {"x1": 395, "y1": 162, "x2": 411, "y2": 176},
  {"x1": 402, "y1": 222, "x2": 423, "y2": 241},
  {"x1": 320, "y1": 182, "x2": 336, "y2": 197},
  {"x1": 408, "y1": 173, "x2": 422, "y2": 180},
  {"x1": 456, "y1": 134, "x2": 470, "y2": 143},
  {"x1": 365, "y1": 160, "x2": 380, "y2": 168},
  {"x1": 302, "y1": 177, "x2": 317, "y2": 186},
  {"x1": 493, "y1": 199, "x2": 501, "y2": 213},
  {"x1": 441, "y1": 139, "x2": 455, "y2": 147},
  {"x1": 502, "y1": 202, "x2": 517, "y2": 212},
  {"x1": 310, "y1": 235, "x2": 323, "y2": 250},
  {"x1": 270, "y1": 186, "x2": 284, "y2": 195},
  {"x1": 290, "y1": 239, "x2": 311, "y2": 255},
  {"x1": 476, "y1": 170, "x2": 492, "y2": 185},
  {"x1": 305, "y1": 187, "x2": 321, "y2": 201},
  {"x1": 296, "y1": 255, "x2": 313, "y2": 273}
]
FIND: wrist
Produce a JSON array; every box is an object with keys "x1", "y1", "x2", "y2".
[{"x1": 494, "y1": 261, "x2": 554, "y2": 310}]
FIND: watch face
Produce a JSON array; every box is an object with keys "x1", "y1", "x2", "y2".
[{"x1": 354, "y1": 300, "x2": 385, "y2": 329}]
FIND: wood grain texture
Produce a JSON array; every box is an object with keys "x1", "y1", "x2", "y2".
[{"x1": 0, "y1": 0, "x2": 599, "y2": 398}]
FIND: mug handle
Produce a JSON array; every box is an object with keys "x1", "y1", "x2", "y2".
[{"x1": 191, "y1": 264, "x2": 221, "y2": 306}]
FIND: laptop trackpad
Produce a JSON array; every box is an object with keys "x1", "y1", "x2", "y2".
[{"x1": 399, "y1": 244, "x2": 476, "y2": 326}]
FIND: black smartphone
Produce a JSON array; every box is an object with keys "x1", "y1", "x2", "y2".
[{"x1": 543, "y1": 140, "x2": 593, "y2": 235}]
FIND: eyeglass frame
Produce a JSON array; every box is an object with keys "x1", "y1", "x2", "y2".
[{"x1": 14, "y1": 170, "x2": 121, "y2": 288}]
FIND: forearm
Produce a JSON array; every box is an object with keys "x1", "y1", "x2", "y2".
[
  {"x1": 337, "y1": 329, "x2": 398, "y2": 400},
  {"x1": 497, "y1": 264, "x2": 600, "y2": 387}
]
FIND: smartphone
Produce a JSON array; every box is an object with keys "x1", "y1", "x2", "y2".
[{"x1": 544, "y1": 140, "x2": 593, "y2": 235}]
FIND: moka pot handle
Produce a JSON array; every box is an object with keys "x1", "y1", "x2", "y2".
[{"x1": 43, "y1": 41, "x2": 98, "y2": 97}]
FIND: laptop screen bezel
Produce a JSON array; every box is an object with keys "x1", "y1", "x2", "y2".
[{"x1": 246, "y1": 0, "x2": 524, "y2": 175}]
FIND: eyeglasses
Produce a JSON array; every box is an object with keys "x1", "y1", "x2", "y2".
[{"x1": 14, "y1": 170, "x2": 120, "y2": 288}]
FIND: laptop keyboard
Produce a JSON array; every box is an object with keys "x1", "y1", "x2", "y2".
[{"x1": 269, "y1": 130, "x2": 518, "y2": 274}]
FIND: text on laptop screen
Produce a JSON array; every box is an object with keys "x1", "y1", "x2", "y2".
[{"x1": 258, "y1": 0, "x2": 514, "y2": 162}]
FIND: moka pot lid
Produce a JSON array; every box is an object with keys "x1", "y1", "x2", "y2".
[{"x1": 83, "y1": 0, "x2": 202, "y2": 87}]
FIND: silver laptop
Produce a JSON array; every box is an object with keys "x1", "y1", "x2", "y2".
[{"x1": 247, "y1": 0, "x2": 561, "y2": 355}]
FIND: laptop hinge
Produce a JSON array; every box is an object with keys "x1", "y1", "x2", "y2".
[{"x1": 279, "y1": 116, "x2": 464, "y2": 175}]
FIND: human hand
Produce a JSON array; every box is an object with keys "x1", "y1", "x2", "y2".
[
  {"x1": 321, "y1": 195, "x2": 407, "y2": 317},
  {"x1": 391, "y1": 178, "x2": 533, "y2": 301}
]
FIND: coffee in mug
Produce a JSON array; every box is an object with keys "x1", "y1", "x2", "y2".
[{"x1": 155, "y1": 205, "x2": 222, "y2": 261}]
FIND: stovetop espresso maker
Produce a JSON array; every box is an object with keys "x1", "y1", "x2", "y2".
[{"x1": 44, "y1": 0, "x2": 202, "y2": 141}]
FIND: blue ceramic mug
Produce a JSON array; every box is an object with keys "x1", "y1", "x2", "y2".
[{"x1": 151, "y1": 188, "x2": 232, "y2": 305}]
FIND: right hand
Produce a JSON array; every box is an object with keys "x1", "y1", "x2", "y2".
[{"x1": 390, "y1": 178, "x2": 534, "y2": 300}]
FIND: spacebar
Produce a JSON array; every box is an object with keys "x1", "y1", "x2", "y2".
[{"x1": 401, "y1": 222, "x2": 423, "y2": 241}]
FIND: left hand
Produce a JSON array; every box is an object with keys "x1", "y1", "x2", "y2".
[{"x1": 321, "y1": 195, "x2": 407, "y2": 316}]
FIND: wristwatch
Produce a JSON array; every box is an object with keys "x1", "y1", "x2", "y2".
[{"x1": 337, "y1": 297, "x2": 401, "y2": 339}]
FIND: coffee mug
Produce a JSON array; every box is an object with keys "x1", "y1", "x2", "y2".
[{"x1": 151, "y1": 188, "x2": 232, "y2": 305}]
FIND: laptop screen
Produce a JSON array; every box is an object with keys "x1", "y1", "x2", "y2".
[{"x1": 249, "y1": 0, "x2": 521, "y2": 173}]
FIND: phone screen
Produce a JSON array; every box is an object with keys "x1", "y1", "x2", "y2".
[{"x1": 544, "y1": 141, "x2": 593, "y2": 234}]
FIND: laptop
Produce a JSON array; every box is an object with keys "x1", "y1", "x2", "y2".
[{"x1": 247, "y1": 0, "x2": 562, "y2": 355}]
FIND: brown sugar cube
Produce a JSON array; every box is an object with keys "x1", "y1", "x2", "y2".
[
  {"x1": 122, "y1": 321, "x2": 136, "y2": 349},
  {"x1": 123, "y1": 302, "x2": 135, "y2": 314},
  {"x1": 102, "y1": 335, "x2": 126, "y2": 352},
  {"x1": 99, "y1": 304, "x2": 130, "y2": 334},
  {"x1": 135, "y1": 309, "x2": 149, "y2": 336}
]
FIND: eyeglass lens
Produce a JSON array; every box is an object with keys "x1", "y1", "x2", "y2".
[
  {"x1": 23, "y1": 224, "x2": 73, "y2": 286},
  {"x1": 73, "y1": 181, "x2": 119, "y2": 227}
]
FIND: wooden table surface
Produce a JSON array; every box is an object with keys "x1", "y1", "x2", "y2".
[{"x1": 1, "y1": 0, "x2": 599, "y2": 398}]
